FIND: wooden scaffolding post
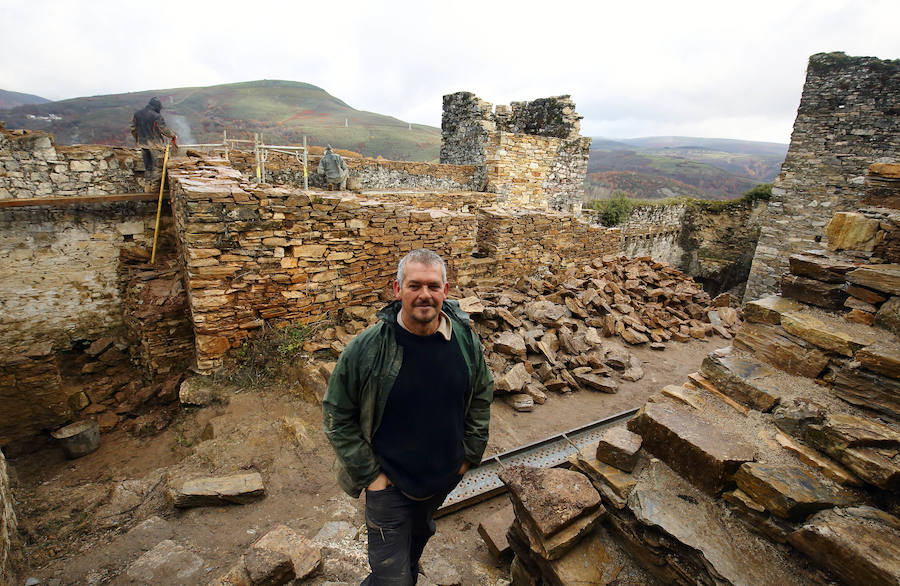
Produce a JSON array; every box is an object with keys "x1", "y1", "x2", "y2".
[{"x1": 303, "y1": 135, "x2": 308, "y2": 190}]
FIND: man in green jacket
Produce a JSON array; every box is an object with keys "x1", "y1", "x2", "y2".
[{"x1": 323, "y1": 249, "x2": 494, "y2": 585}]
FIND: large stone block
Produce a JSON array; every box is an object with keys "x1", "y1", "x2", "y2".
[
  {"x1": 847, "y1": 264, "x2": 900, "y2": 296},
  {"x1": 780, "y1": 310, "x2": 876, "y2": 357},
  {"x1": 594, "y1": 426, "x2": 642, "y2": 472},
  {"x1": 826, "y1": 212, "x2": 881, "y2": 252},
  {"x1": 789, "y1": 507, "x2": 900, "y2": 586},
  {"x1": 170, "y1": 473, "x2": 266, "y2": 508},
  {"x1": 781, "y1": 274, "x2": 847, "y2": 310},
  {"x1": 789, "y1": 253, "x2": 857, "y2": 283},
  {"x1": 627, "y1": 400, "x2": 756, "y2": 494},
  {"x1": 733, "y1": 462, "x2": 853, "y2": 520},
  {"x1": 733, "y1": 322, "x2": 829, "y2": 378},
  {"x1": 743, "y1": 295, "x2": 805, "y2": 325},
  {"x1": 700, "y1": 352, "x2": 782, "y2": 411}
]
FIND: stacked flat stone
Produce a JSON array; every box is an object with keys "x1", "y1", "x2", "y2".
[
  {"x1": 0, "y1": 125, "x2": 141, "y2": 199},
  {"x1": 0, "y1": 342, "x2": 68, "y2": 446}
]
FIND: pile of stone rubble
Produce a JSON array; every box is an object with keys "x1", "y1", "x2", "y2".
[{"x1": 458, "y1": 255, "x2": 742, "y2": 411}]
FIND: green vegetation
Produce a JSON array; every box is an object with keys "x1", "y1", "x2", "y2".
[
  {"x1": 229, "y1": 321, "x2": 319, "y2": 388},
  {"x1": 587, "y1": 182, "x2": 774, "y2": 221},
  {"x1": 588, "y1": 191, "x2": 635, "y2": 226}
]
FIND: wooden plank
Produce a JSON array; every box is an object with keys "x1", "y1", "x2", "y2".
[
  {"x1": 0, "y1": 193, "x2": 160, "y2": 208},
  {"x1": 686, "y1": 372, "x2": 750, "y2": 416}
]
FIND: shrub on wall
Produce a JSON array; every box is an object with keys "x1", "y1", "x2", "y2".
[{"x1": 589, "y1": 191, "x2": 635, "y2": 226}]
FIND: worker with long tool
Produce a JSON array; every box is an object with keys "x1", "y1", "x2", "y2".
[{"x1": 130, "y1": 97, "x2": 177, "y2": 192}]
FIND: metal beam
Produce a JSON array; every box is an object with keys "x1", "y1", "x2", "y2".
[{"x1": 435, "y1": 408, "x2": 639, "y2": 517}]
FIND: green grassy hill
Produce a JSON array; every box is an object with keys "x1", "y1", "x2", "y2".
[
  {"x1": 0, "y1": 89, "x2": 50, "y2": 110},
  {"x1": 0, "y1": 80, "x2": 441, "y2": 161},
  {"x1": 587, "y1": 136, "x2": 787, "y2": 200}
]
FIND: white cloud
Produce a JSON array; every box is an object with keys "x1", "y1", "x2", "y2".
[{"x1": 2, "y1": 0, "x2": 898, "y2": 143}]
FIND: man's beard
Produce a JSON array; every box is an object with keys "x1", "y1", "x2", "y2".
[{"x1": 410, "y1": 303, "x2": 437, "y2": 324}]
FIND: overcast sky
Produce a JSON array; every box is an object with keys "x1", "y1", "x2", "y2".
[{"x1": 3, "y1": 0, "x2": 898, "y2": 143}]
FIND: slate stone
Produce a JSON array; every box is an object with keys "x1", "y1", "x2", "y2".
[
  {"x1": 494, "y1": 331, "x2": 527, "y2": 359},
  {"x1": 827, "y1": 212, "x2": 882, "y2": 252},
  {"x1": 733, "y1": 322, "x2": 829, "y2": 378},
  {"x1": 856, "y1": 340, "x2": 900, "y2": 378},
  {"x1": 700, "y1": 352, "x2": 782, "y2": 411},
  {"x1": 627, "y1": 399, "x2": 756, "y2": 494},
  {"x1": 874, "y1": 294, "x2": 900, "y2": 333},
  {"x1": 774, "y1": 431, "x2": 862, "y2": 487},
  {"x1": 477, "y1": 505, "x2": 516, "y2": 558},
  {"x1": 733, "y1": 462, "x2": 853, "y2": 520},
  {"x1": 126, "y1": 540, "x2": 204, "y2": 583},
  {"x1": 789, "y1": 507, "x2": 900, "y2": 586},
  {"x1": 595, "y1": 426, "x2": 642, "y2": 472},
  {"x1": 171, "y1": 472, "x2": 266, "y2": 508},
  {"x1": 847, "y1": 264, "x2": 900, "y2": 295},
  {"x1": 789, "y1": 254, "x2": 856, "y2": 283},
  {"x1": 831, "y1": 366, "x2": 900, "y2": 421},
  {"x1": 626, "y1": 460, "x2": 815, "y2": 586},
  {"x1": 179, "y1": 377, "x2": 214, "y2": 406},
  {"x1": 498, "y1": 466, "x2": 601, "y2": 538},
  {"x1": 780, "y1": 311, "x2": 876, "y2": 357},
  {"x1": 515, "y1": 503, "x2": 605, "y2": 561},
  {"x1": 572, "y1": 372, "x2": 618, "y2": 393},
  {"x1": 495, "y1": 363, "x2": 531, "y2": 393},
  {"x1": 505, "y1": 393, "x2": 534, "y2": 412},
  {"x1": 781, "y1": 274, "x2": 848, "y2": 310},
  {"x1": 722, "y1": 489, "x2": 794, "y2": 544},
  {"x1": 534, "y1": 527, "x2": 614, "y2": 586},
  {"x1": 253, "y1": 524, "x2": 322, "y2": 580},
  {"x1": 847, "y1": 284, "x2": 887, "y2": 304},
  {"x1": 575, "y1": 455, "x2": 637, "y2": 500},
  {"x1": 420, "y1": 557, "x2": 461, "y2": 585},
  {"x1": 772, "y1": 398, "x2": 826, "y2": 438},
  {"x1": 806, "y1": 415, "x2": 900, "y2": 491},
  {"x1": 243, "y1": 547, "x2": 295, "y2": 585},
  {"x1": 621, "y1": 365, "x2": 644, "y2": 381},
  {"x1": 743, "y1": 295, "x2": 805, "y2": 325},
  {"x1": 522, "y1": 382, "x2": 547, "y2": 405}
]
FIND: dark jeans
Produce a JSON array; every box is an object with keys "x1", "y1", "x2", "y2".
[
  {"x1": 141, "y1": 148, "x2": 156, "y2": 179},
  {"x1": 361, "y1": 484, "x2": 455, "y2": 585}
]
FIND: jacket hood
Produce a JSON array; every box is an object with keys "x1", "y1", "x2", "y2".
[
  {"x1": 375, "y1": 299, "x2": 470, "y2": 326},
  {"x1": 148, "y1": 97, "x2": 162, "y2": 112}
]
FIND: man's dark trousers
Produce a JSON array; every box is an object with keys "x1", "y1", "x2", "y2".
[{"x1": 361, "y1": 484, "x2": 455, "y2": 585}]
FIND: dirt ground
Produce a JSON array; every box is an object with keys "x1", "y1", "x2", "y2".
[{"x1": 7, "y1": 337, "x2": 720, "y2": 585}]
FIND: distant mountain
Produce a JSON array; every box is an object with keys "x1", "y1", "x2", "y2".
[
  {"x1": 587, "y1": 136, "x2": 788, "y2": 200},
  {"x1": 0, "y1": 89, "x2": 50, "y2": 110},
  {"x1": 0, "y1": 80, "x2": 441, "y2": 161}
]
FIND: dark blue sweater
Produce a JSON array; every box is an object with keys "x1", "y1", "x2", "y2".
[{"x1": 372, "y1": 323, "x2": 468, "y2": 498}]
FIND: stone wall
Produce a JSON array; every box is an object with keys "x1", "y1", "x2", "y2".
[
  {"x1": 167, "y1": 158, "x2": 479, "y2": 371},
  {"x1": 476, "y1": 208, "x2": 620, "y2": 277},
  {"x1": 228, "y1": 150, "x2": 480, "y2": 192},
  {"x1": 0, "y1": 448, "x2": 16, "y2": 586},
  {"x1": 0, "y1": 202, "x2": 163, "y2": 352},
  {"x1": 585, "y1": 200, "x2": 765, "y2": 296},
  {"x1": 744, "y1": 52, "x2": 900, "y2": 301},
  {"x1": 0, "y1": 125, "x2": 141, "y2": 199},
  {"x1": 440, "y1": 92, "x2": 591, "y2": 211}
]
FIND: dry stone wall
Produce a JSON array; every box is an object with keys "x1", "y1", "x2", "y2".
[
  {"x1": 0, "y1": 448, "x2": 16, "y2": 586},
  {"x1": 441, "y1": 92, "x2": 591, "y2": 211},
  {"x1": 745, "y1": 52, "x2": 900, "y2": 301},
  {"x1": 0, "y1": 203, "x2": 162, "y2": 352},
  {"x1": 167, "y1": 158, "x2": 479, "y2": 371},
  {"x1": 0, "y1": 125, "x2": 141, "y2": 199},
  {"x1": 228, "y1": 150, "x2": 479, "y2": 192}
]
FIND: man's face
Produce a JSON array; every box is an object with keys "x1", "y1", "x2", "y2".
[{"x1": 393, "y1": 261, "x2": 449, "y2": 328}]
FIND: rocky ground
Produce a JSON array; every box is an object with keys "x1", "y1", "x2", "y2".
[{"x1": 7, "y1": 336, "x2": 718, "y2": 585}]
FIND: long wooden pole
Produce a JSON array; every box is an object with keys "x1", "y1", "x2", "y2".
[{"x1": 150, "y1": 144, "x2": 171, "y2": 264}]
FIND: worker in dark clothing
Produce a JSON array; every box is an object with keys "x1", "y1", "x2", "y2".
[{"x1": 130, "y1": 97, "x2": 176, "y2": 191}]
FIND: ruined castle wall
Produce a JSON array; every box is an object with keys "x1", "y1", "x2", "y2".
[
  {"x1": 440, "y1": 92, "x2": 591, "y2": 211},
  {"x1": 744, "y1": 52, "x2": 900, "y2": 301},
  {"x1": 613, "y1": 204, "x2": 688, "y2": 265},
  {"x1": 0, "y1": 203, "x2": 161, "y2": 352},
  {"x1": 0, "y1": 448, "x2": 16, "y2": 586},
  {"x1": 228, "y1": 150, "x2": 480, "y2": 192},
  {"x1": 0, "y1": 127, "x2": 141, "y2": 199}
]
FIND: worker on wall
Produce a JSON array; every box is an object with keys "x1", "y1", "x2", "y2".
[
  {"x1": 130, "y1": 97, "x2": 177, "y2": 191},
  {"x1": 317, "y1": 144, "x2": 350, "y2": 190}
]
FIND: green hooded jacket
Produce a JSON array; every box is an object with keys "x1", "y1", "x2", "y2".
[{"x1": 322, "y1": 299, "x2": 494, "y2": 498}]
